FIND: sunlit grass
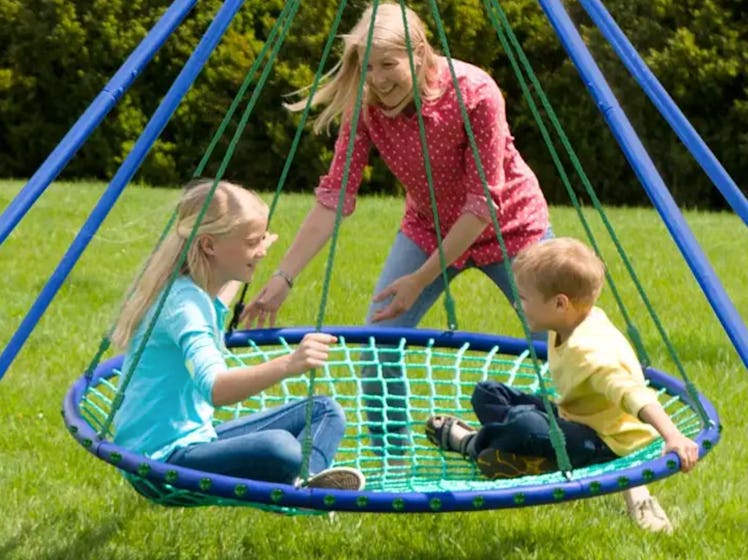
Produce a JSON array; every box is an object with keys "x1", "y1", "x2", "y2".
[{"x1": 1, "y1": 180, "x2": 746, "y2": 559}]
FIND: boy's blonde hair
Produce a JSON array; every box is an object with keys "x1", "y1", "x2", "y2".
[
  {"x1": 111, "y1": 179, "x2": 267, "y2": 349},
  {"x1": 512, "y1": 237, "x2": 606, "y2": 308},
  {"x1": 285, "y1": 2, "x2": 443, "y2": 134}
]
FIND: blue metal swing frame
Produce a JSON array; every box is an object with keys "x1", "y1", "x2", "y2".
[{"x1": 1, "y1": 0, "x2": 745, "y2": 381}]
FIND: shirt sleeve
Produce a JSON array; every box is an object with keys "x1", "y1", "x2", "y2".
[
  {"x1": 164, "y1": 290, "x2": 225, "y2": 405},
  {"x1": 586, "y1": 355, "x2": 660, "y2": 417},
  {"x1": 461, "y1": 80, "x2": 506, "y2": 222},
  {"x1": 314, "y1": 115, "x2": 372, "y2": 216}
]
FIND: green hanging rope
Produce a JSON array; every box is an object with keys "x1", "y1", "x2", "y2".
[
  {"x1": 229, "y1": 0, "x2": 356, "y2": 332},
  {"x1": 207, "y1": 0, "x2": 300, "y2": 196},
  {"x1": 312, "y1": 0, "x2": 381, "y2": 357},
  {"x1": 99, "y1": 0, "x2": 302, "y2": 439},
  {"x1": 398, "y1": 0, "x2": 459, "y2": 331},
  {"x1": 84, "y1": 210, "x2": 179, "y2": 380},
  {"x1": 426, "y1": 0, "x2": 573, "y2": 475},
  {"x1": 484, "y1": 0, "x2": 710, "y2": 424},
  {"x1": 194, "y1": 0, "x2": 299, "y2": 179},
  {"x1": 281, "y1": 0, "x2": 352, "y2": 482},
  {"x1": 267, "y1": 0, "x2": 351, "y2": 224},
  {"x1": 297, "y1": 0, "x2": 385, "y2": 482},
  {"x1": 85, "y1": 0, "x2": 301, "y2": 377},
  {"x1": 228, "y1": 0, "x2": 351, "y2": 332},
  {"x1": 482, "y1": 0, "x2": 648, "y2": 365},
  {"x1": 206, "y1": 0, "x2": 306, "y2": 331}
]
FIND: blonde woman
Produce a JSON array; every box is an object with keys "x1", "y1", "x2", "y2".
[
  {"x1": 111, "y1": 179, "x2": 364, "y2": 490},
  {"x1": 245, "y1": 2, "x2": 551, "y2": 456}
]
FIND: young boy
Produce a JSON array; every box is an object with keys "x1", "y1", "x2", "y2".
[{"x1": 425, "y1": 237, "x2": 699, "y2": 533}]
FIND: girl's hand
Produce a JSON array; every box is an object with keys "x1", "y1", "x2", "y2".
[
  {"x1": 370, "y1": 273, "x2": 425, "y2": 323},
  {"x1": 241, "y1": 275, "x2": 290, "y2": 328},
  {"x1": 286, "y1": 333, "x2": 337, "y2": 376},
  {"x1": 663, "y1": 433, "x2": 699, "y2": 473}
]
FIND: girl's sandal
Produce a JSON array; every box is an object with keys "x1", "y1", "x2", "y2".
[{"x1": 424, "y1": 415, "x2": 476, "y2": 458}]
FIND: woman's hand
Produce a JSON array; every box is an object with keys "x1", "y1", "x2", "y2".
[
  {"x1": 241, "y1": 275, "x2": 291, "y2": 328},
  {"x1": 368, "y1": 213, "x2": 486, "y2": 323},
  {"x1": 286, "y1": 333, "x2": 338, "y2": 376},
  {"x1": 241, "y1": 203, "x2": 339, "y2": 328},
  {"x1": 370, "y1": 273, "x2": 426, "y2": 323}
]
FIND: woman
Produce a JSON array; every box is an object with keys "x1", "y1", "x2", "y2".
[{"x1": 244, "y1": 3, "x2": 551, "y2": 457}]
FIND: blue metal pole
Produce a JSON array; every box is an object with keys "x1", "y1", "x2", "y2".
[
  {"x1": 537, "y1": 0, "x2": 748, "y2": 369},
  {"x1": 0, "y1": 0, "x2": 248, "y2": 381},
  {"x1": 0, "y1": 0, "x2": 198, "y2": 246},
  {"x1": 579, "y1": 0, "x2": 748, "y2": 226}
]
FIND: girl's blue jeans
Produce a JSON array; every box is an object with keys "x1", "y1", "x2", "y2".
[
  {"x1": 165, "y1": 396, "x2": 346, "y2": 484},
  {"x1": 361, "y1": 230, "x2": 553, "y2": 454}
]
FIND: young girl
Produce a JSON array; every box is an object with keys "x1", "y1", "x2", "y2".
[
  {"x1": 244, "y1": 2, "x2": 551, "y2": 456},
  {"x1": 111, "y1": 179, "x2": 364, "y2": 490}
]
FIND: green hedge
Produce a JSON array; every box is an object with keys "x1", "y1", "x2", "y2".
[{"x1": 0, "y1": 0, "x2": 745, "y2": 208}]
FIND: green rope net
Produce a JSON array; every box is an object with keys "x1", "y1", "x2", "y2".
[{"x1": 79, "y1": 336, "x2": 702, "y2": 507}]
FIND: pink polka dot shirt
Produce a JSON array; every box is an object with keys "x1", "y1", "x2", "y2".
[{"x1": 315, "y1": 58, "x2": 550, "y2": 268}]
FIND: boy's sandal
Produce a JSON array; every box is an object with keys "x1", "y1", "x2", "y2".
[{"x1": 424, "y1": 415, "x2": 476, "y2": 458}]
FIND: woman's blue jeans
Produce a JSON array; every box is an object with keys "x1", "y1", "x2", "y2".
[
  {"x1": 165, "y1": 396, "x2": 346, "y2": 484},
  {"x1": 361, "y1": 230, "x2": 552, "y2": 454}
]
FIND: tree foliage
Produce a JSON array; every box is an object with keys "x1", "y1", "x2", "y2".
[{"x1": 0, "y1": 0, "x2": 745, "y2": 208}]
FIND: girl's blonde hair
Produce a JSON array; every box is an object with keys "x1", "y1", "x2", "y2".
[
  {"x1": 111, "y1": 179, "x2": 268, "y2": 349},
  {"x1": 512, "y1": 238, "x2": 606, "y2": 308},
  {"x1": 286, "y1": 2, "x2": 443, "y2": 134}
]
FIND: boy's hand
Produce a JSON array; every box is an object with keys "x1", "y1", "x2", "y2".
[
  {"x1": 638, "y1": 403, "x2": 699, "y2": 473},
  {"x1": 663, "y1": 433, "x2": 699, "y2": 473}
]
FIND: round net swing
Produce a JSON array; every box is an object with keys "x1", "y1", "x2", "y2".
[
  {"x1": 61, "y1": 0, "x2": 723, "y2": 515},
  {"x1": 64, "y1": 326, "x2": 720, "y2": 513}
]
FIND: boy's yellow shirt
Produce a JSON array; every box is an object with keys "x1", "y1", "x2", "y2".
[{"x1": 548, "y1": 307, "x2": 659, "y2": 456}]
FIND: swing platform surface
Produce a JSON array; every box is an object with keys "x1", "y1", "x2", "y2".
[{"x1": 63, "y1": 326, "x2": 721, "y2": 514}]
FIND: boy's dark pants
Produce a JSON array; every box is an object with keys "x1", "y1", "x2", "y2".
[{"x1": 470, "y1": 380, "x2": 616, "y2": 468}]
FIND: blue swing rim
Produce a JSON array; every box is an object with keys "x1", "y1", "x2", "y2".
[{"x1": 62, "y1": 326, "x2": 721, "y2": 514}]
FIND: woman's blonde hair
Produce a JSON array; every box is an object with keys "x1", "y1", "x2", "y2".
[
  {"x1": 111, "y1": 179, "x2": 268, "y2": 349},
  {"x1": 512, "y1": 238, "x2": 606, "y2": 308},
  {"x1": 286, "y1": 2, "x2": 443, "y2": 134}
]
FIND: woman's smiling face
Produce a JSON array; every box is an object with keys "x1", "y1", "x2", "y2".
[{"x1": 363, "y1": 46, "x2": 415, "y2": 109}]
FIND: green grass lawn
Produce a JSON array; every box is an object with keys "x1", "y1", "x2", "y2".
[{"x1": 1, "y1": 180, "x2": 746, "y2": 559}]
